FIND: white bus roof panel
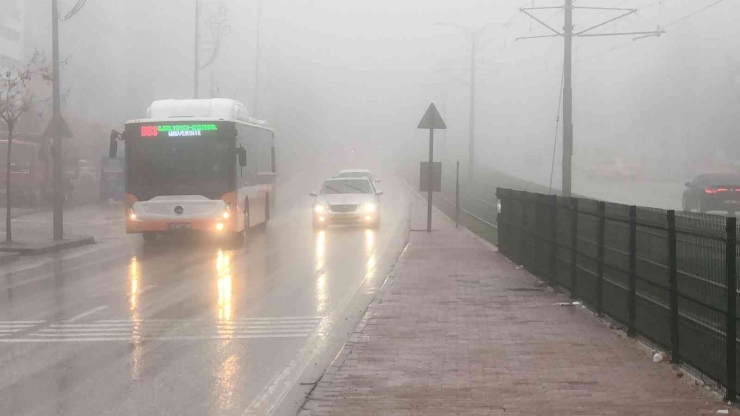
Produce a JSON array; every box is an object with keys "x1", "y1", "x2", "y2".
[{"x1": 146, "y1": 99, "x2": 251, "y2": 122}]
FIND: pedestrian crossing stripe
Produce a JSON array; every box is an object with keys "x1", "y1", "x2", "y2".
[{"x1": 0, "y1": 317, "x2": 323, "y2": 343}]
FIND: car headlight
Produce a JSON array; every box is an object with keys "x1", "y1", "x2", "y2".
[
  {"x1": 363, "y1": 203, "x2": 377, "y2": 213},
  {"x1": 314, "y1": 204, "x2": 326, "y2": 213}
]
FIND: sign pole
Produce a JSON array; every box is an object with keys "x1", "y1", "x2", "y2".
[
  {"x1": 427, "y1": 128, "x2": 434, "y2": 232},
  {"x1": 456, "y1": 160, "x2": 460, "y2": 228},
  {"x1": 417, "y1": 102, "x2": 446, "y2": 233}
]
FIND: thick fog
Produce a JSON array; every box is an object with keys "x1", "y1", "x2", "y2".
[{"x1": 20, "y1": 0, "x2": 740, "y2": 185}]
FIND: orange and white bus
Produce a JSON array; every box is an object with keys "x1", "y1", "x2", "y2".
[{"x1": 111, "y1": 99, "x2": 275, "y2": 242}]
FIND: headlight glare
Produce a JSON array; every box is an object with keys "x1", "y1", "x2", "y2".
[{"x1": 363, "y1": 203, "x2": 377, "y2": 213}]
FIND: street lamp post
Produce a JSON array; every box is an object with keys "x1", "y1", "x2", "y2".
[
  {"x1": 194, "y1": 0, "x2": 200, "y2": 98},
  {"x1": 51, "y1": 0, "x2": 63, "y2": 240},
  {"x1": 194, "y1": 1, "x2": 231, "y2": 99},
  {"x1": 435, "y1": 22, "x2": 492, "y2": 183},
  {"x1": 253, "y1": 0, "x2": 263, "y2": 117}
]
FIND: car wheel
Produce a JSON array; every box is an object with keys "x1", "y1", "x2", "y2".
[{"x1": 698, "y1": 200, "x2": 706, "y2": 213}]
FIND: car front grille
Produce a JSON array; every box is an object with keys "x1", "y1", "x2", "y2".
[{"x1": 330, "y1": 204, "x2": 358, "y2": 213}]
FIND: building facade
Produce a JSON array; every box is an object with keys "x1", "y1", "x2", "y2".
[{"x1": 0, "y1": 0, "x2": 24, "y2": 67}]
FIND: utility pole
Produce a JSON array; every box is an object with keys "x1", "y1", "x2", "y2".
[
  {"x1": 194, "y1": 0, "x2": 200, "y2": 99},
  {"x1": 51, "y1": 0, "x2": 63, "y2": 240},
  {"x1": 253, "y1": 0, "x2": 263, "y2": 117},
  {"x1": 562, "y1": 0, "x2": 573, "y2": 197},
  {"x1": 518, "y1": 3, "x2": 664, "y2": 197}
]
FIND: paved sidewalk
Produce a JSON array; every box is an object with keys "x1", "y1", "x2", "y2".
[{"x1": 300, "y1": 197, "x2": 737, "y2": 415}]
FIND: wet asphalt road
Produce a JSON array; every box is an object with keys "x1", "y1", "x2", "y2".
[{"x1": 0, "y1": 171, "x2": 412, "y2": 416}]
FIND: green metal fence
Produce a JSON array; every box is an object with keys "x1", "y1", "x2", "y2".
[{"x1": 496, "y1": 187, "x2": 739, "y2": 401}]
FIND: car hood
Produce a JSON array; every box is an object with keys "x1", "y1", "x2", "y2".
[{"x1": 316, "y1": 194, "x2": 377, "y2": 206}]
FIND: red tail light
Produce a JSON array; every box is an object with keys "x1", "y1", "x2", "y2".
[{"x1": 705, "y1": 188, "x2": 729, "y2": 194}]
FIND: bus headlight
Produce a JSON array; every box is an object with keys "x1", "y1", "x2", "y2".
[
  {"x1": 129, "y1": 212, "x2": 137, "y2": 221},
  {"x1": 314, "y1": 204, "x2": 326, "y2": 213},
  {"x1": 222, "y1": 211, "x2": 230, "y2": 219},
  {"x1": 363, "y1": 203, "x2": 377, "y2": 213},
  {"x1": 216, "y1": 222, "x2": 224, "y2": 231}
]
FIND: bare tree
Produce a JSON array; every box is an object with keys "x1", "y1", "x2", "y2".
[{"x1": 0, "y1": 51, "x2": 53, "y2": 242}]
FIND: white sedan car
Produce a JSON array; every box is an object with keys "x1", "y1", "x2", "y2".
[{"x1": 310, "y1": 177, "x2": 383, "y2": 229}]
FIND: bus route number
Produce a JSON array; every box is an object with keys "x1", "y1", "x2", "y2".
[{"x1": 141, "y1": 126, "x2": 158, "y2": 137}]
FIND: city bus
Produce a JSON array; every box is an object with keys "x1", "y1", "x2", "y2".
[{"x1": 110, "y1": 98, "x2": 276, "y2": 242}]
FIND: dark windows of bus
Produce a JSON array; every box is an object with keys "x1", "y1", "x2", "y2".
[{"x1": 126, "y1": 137, "x2": 231, "y2": 201}]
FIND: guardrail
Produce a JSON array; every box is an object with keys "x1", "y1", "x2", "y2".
[{"x1": 496, "y1": 187, "x2": 740, "y2": 402}]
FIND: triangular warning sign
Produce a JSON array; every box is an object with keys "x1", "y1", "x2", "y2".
[
  {"x1": 417, "y1": 103, "x2": 447, "y2": 130},
  {"x1": 43, "y1": 113, "x2": 73, "y2": 139}
]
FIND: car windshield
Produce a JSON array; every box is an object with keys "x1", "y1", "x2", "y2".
[
  {"x1": 321, "y1": 179, "x2": 373, "y2": 194},
  {"x1": 337, "y1": 171, "x2": 372, "y2": 180}
]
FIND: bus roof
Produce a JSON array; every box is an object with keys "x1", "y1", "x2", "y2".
[{"x1": 124, "y1": 99, "x2": 271, "y2": 130}]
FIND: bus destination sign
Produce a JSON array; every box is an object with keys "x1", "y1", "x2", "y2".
[{"x1": 140, "y1": 124, "x2": 218, "y2": 138}]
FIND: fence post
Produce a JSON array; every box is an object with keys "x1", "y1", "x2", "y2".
[
  {"x1": 534, "y1": 194, "x2": 544, "y2": 277},
  {"x1": 668, "y1": 210, "x2": 680, "y2": 364},
  {"x1": 519, "y1": 192, "x2": 528, "y2": 267},
  {"x1": 628, "y1": 205, "x2": 637, "y2": 336},
  {"x1": 549, "y1": 194, "x2": 558, "y2": 286},
  {"x1": 496, "y1": 188, "x2": 503, "y2": 255},
  {"x1": 569, "y1": 197, "x2": 579, "y2": 299},
  {"x1": 455, "y1": 161, "x2": 460, "y2": 229},
  {"x1": 726, "y1": 216, "x2": 737, "y2": 402},
  {"x1": 596, "y1": 201, "x2": 606, "y2": 316}
]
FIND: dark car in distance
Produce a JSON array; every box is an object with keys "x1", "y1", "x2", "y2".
[{"x1": 682, "y1": 173, "x2": 740, "y2": 213}]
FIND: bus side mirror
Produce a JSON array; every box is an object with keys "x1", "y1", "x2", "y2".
[
  {"x1": 237, "y1": 147, "x2": 247, "y2": 167},
  {"x1": 109, "y1": 130, "x2": 120, "y2": 158}
]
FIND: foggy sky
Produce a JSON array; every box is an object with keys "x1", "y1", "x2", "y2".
[{"x1": 21, "y1": 0, "x2": 740, "y2": 183}]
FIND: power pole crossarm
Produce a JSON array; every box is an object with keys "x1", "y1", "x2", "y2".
[{"x1": 518, "y1": 0, "x2": 666, "y2": 197}]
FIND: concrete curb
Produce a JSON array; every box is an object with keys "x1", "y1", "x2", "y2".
[
  {"x1": 0, "y1": 252, "x2": 20, "y2": 265},
  {"x1": 0, "y1": 235, "x2": 95, "y2": 255},
  {"x1": 298, "y1": 271, "x2": 396, "y2": 416}
]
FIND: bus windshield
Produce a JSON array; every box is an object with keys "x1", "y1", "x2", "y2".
[{"x1": 126, "y1": 136, "x2": 232, "y2": 201}]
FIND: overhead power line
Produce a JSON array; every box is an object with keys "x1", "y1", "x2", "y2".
[
  {"x1": 575, "y1": 0, "x2": 727, "y2": 63},
  {"x1": 518, "y1": 0, "x2": 663, "y2": 196},
  {"x1": 664, "y1": 0, "x2": 725, "y2": 28}
]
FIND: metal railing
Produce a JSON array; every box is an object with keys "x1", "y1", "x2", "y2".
[{"x1": 496, "y1": 187, "x2": 740, "y2": 402}]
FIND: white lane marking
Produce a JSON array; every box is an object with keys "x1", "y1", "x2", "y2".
[
  {"x1": 243, "y1": 195, "x2": 407, "y2": 415},
  {"x1": 95, "y1": 317, "x2": 321, "y2": 323},
  {"x1": 0, "y1": 251, "x2": 130, "y2": 291},
  {"x1": 38, "y1": 328, "x2": 315, "y2": 334},
  {"x1": 0, "y1": 329, "x2": 21, "y2": 333},
  {"x1": 0, "y1": 321, "x2": 44, "y2": 324},
  {"x1": 64, "y1": 305, "x2": 109, "y2": 323},
  {"x1": 0, "y1": 324, "x2": 36, "y2": 328},
  {"x1": 137, "y1": 285, "x2": 157, "y2": 295},
  {"x1": 49, "y1": 323, "x2": 318, "y2": 329},
  {"x1": 0, "y1": 333, "x2": 309, "y2": 342}
]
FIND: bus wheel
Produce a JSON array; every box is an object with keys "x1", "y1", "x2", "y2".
[{"x1": 142, "y1": 232, "x2": 158, "y2": 243}]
